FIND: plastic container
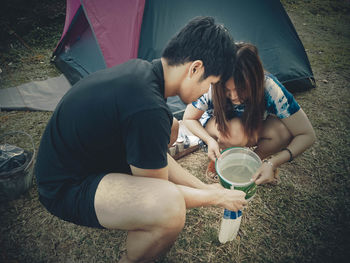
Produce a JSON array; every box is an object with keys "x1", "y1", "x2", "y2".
[
  {"x1": 215, "y1": 147, "x2": 261, "y2": 200},
  {"x1": 215, "y1": 147, "x2": 261, "y2": 243},
  {"x1": 0, "y1": 131, "x2": 35, "y2": 201}
]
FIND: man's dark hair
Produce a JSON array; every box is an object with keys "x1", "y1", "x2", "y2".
[{"x1": 162, "y1": 16, "x2": 236, "y2": 83}]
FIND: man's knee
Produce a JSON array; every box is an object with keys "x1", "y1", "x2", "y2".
[{"x1": 154, "y1": 184, "x2": 186, "y2": 231}]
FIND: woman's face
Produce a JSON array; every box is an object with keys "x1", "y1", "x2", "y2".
[{"x1": 225, "y1": 77, "x2": 241, "y2": 105}]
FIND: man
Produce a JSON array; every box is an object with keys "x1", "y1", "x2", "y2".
[{"x1": 35, "y1": 16, "x2": 247, "y2": 263}]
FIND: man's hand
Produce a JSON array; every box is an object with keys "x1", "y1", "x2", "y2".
[
  {"x1": 205, "y1": 183, "x2": 248, "y2": 211},
  {"x1": 215, "y1": 188, "x2": 247, "y2": 211}
]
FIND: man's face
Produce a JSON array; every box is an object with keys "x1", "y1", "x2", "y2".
[
  {"x1": 178, "y1": 61, "x2": 220, "y2": 104},
  {"x1": 179, "y1": 74, "x2": 220, "y2": 104}
]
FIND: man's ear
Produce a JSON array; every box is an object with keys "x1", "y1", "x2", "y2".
[{"x1": 188, "y1": 60, "x2": 204, "y2": 78}]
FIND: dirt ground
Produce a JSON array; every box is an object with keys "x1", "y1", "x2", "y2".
[{"x1": 0, "y1": 0, "x2": 350, "y2": 262}]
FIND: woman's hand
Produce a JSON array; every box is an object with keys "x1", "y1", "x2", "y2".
[
  {"x1": 207, "y1": 137, "x2": 221, "y2": 161},
  {"x1": 252, "y1": 161, "x2": 275, "y2": 185}
]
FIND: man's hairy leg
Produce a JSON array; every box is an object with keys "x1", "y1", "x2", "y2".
[{"x1": 95, "y1": 174, "x2": 186, "y2": 263}]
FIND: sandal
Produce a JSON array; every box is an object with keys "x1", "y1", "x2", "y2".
[{"x1": 206, "y1": 160, "x2": 219, "y2": 183}]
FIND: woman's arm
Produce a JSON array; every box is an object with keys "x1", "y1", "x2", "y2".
[
  {"x1": 269, "y1": 108, "x2": 316, "y2": 168},
  {"x1": 253, "y1": 108, "x2": 316, "y2": 184},
  {"x1": 183, "y1": 104, "x2": 213, "y2": 143},
  {"x1": 183, "y1": 104, "x2": 221, "y2": 160}
]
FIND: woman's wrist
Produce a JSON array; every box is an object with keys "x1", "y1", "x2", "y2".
[
  {"x1": 204, "y1": 136, "x2": 216, "y2": 145},
  {"x1": 281, "y1": 147, "x2": 294, "y2": 162},
  {"x1": 263, "y1": 159, "x2": 275, "y2": 170}
]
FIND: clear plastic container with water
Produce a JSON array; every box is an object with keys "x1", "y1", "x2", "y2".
[{"x1": 215, "y1": 147, "x2": 261, "y2": 243}]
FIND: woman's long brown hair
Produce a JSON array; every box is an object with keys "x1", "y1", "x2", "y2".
[{"x1": 212, "y1": 43, "x2": 265, "y2": 140}]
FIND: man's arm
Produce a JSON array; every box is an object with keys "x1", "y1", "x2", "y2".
[
  {"x1": 130, "y1": 165, "x2": 168, "y2": 180},
  {"x1": 131, "y1": 157, "x2": 247, "y2": 211},
  {"x1": 167, "y1": 153, "x2": 247, "y2": 210},
  {"x1": 130, "y1": 155, "x2": 211, "y2": 189},
  {"x1": 175, "y1": 184, "x2": 246, "y2": 210},
  {"x1": 167, "y1": 153, "x2": 208, "y2": 189}
]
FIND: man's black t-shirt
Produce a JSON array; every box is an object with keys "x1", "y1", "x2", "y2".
[{"x1": 35, "y1": 59, "x2": 173, "y2": 199}]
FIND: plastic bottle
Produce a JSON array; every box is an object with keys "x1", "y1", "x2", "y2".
[
  {"x1": 218, "y1": 209, "x2": 242, "y2": 243},
  {"x1": 176, "y1": 138, "x2": 184, "y2": 152},
  {"x1": 183, "y1": 135, "x2": 190, "y2": 149}
]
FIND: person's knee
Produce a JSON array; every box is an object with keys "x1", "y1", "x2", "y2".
[
  {"x1": 169, "y1": 118, "x2": 179, "y2": 147},
  {"x1": 219, "y1": 118, "x2": 247, "y2": 147},
  {"x1": 278, "y1": 124, "x2": 292, "y2": 144},
  {"x1": 264, "y1": 120, "x2": 291, "y2": 145},
  {"x1": 153, "y1": 184, "x2": 186, "y2": 232}
]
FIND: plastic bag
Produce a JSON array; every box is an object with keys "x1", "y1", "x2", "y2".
[{"x1": 0, "y1": 143, "x2": 26, "y2": 173}]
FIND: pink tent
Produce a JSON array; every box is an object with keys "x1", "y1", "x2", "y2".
[{"x1": 53, "y1": 0, "x2": 145, "y2": 83}]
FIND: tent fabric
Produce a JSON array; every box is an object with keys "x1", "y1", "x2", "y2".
[
  {"x1": 55, "y1": 0, "x2": 81, "y2": 49},
  {"x1": 53, "y1": 0, "x2": 315, "y2": 91},
  {"x1": 81, "y1": 0, "x2": 145, "y2": 68},
  {"x1": 55, "y1": 8, "x2": 106, "y2": 82},
  {"x1": 53, "y1": 0, "x2": 145, "y2": 84}
]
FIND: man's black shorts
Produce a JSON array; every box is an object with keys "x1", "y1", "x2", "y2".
[{"x1": 39, "y1": 173, "x2": 106, "y2": 229}]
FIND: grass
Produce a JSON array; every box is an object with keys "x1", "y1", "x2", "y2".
[{"x1": 1, "y1": 0, "x2": 350, "y2": 262}]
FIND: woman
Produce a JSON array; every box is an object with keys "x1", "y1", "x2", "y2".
[{"x1": 183, "y1": 43, "x2": 316, "y2": 185}]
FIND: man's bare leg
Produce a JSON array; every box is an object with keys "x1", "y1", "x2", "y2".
[{"x1": 94, "y1": 174, "x2": 186, "y2": 263}]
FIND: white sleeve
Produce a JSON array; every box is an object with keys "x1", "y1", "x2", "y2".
[{"x1": 191, "y1": 84, "x2": 213, "y2": 112}]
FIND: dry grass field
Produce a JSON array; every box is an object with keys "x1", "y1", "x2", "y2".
[{"x1": 1, "y1": 0, "x2": 350, "y2": 262}]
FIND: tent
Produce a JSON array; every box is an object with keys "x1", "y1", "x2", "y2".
[
  {"x1": 52, "y1": 0, "x2": 315, "y2": 119},
  {"x1": 52, "y1": 0, "x2": 145, "y2": 85},
  {"x1": 1, "y1": 0, "x2": 315, "y2": 117}
]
